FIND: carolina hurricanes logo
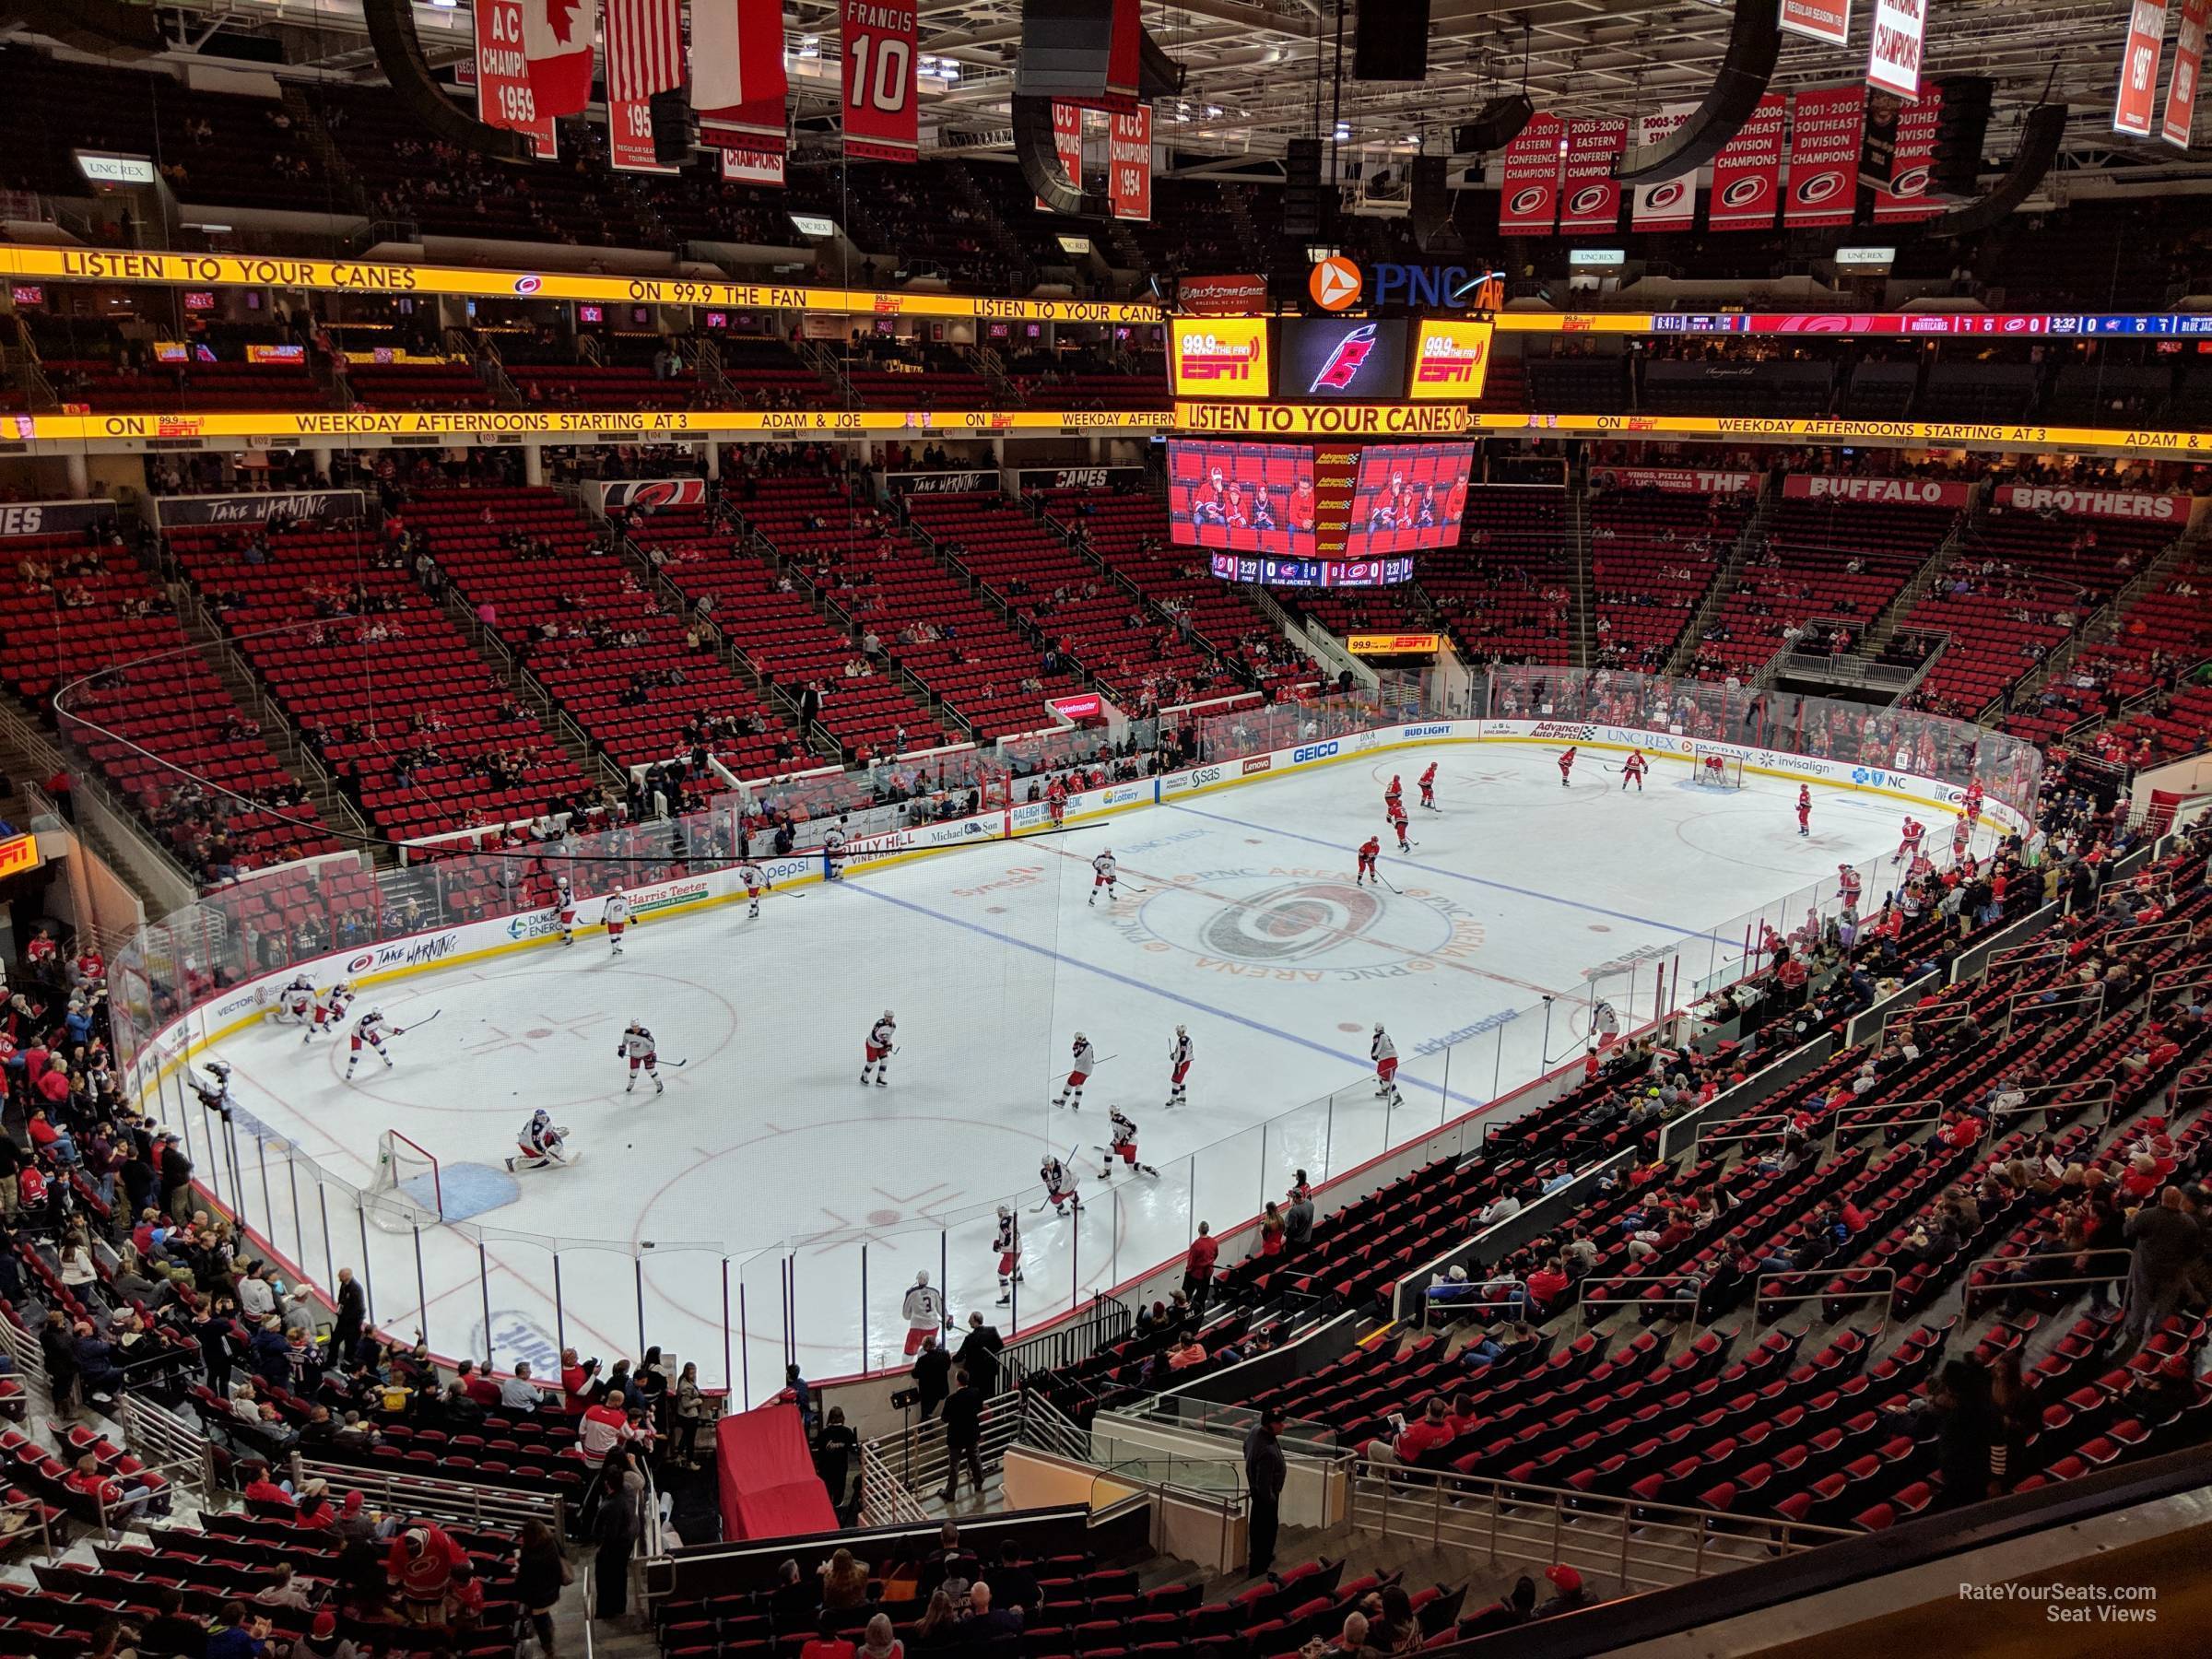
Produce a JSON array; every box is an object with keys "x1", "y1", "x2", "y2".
[
  {"x1": 1310, "y1": 324, "x2": 1379, "y2": 393},
  {"x1": 1509, "y1": 185, "x2": 1550, "y2": 217},
  {"x1": 512, "y1": 275, "x2": 544, "y2": 295},
  {"x1": 1720, "y1": 176, "x2": 1771, "y2": 208},
  {"x1": 1794, "y1": 171, "x2": 1847, "y2": 206},
  {"x1": 1201, "y1": 882, "x2": 1383, "y2": 962},
  {"x1": 1888, "y1": 165, "x2": 1928, "y2": 197},
  {"x1": 1567, "y1": 184, "x2": 1612, "y2": 216},
  {"x1": 1644, "y1": 181, "x2": 1687, "y2": 209}
]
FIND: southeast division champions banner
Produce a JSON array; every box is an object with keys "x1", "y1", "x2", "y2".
[
  {"x1": 1874, "y1": 90, "x2": 1944, "y2": 219},
  {"x1": 841, "y1": 0, "x2": 919, "y2": 161},
  {"x1": 1786, "y1": 85, "x2": 1866, "y2": 227},
  {"x1": 475, "y1": 0, "x2": 558, "y2": 158},
  {"x1": 1110, "y1": 108, "x2": 1153, "y2": 220},
  {"x1": 1709, "y1": 93, "x2": 1788, "y2": 229},
  {"x1": 1630, "y1": 105, "x2": 1699, "y2": 230},
  {"x1": 1500, "y1": 113, "x2": 1565, "y2": 234},
  {"x1": 1559, "y1": 119, "x2": 1628, "y2": 234}
]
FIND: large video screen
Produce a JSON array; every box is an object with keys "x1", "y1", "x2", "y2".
[
  {"x1": 1345, "y1": 443, "x2": 1476, "y2": 555},
  {"x1": 1167, "y1": 441, "x2": 1316, "y2": 557},
  {"x1": 1167, "y1": 317, "x2": 1272, "y2": 398},
  {"x1": 1278, "y1": 317, "x2": 1410, "y2": 399}
]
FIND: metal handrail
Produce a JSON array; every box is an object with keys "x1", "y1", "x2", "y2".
[
  {"x1": 2004, "y1": 982, "x2": 2106, "y2": 1038},
  {"x1": 1574, "y1": 1274, "x2": 1705, "y2": 1335},
  {"x1": 288, "y1": 1453, "x2": 566, "y2": 1533},
  {"x1": 1751, "y1": 1268, "x2": 1895, "y2": 1340},
  {"x1": 1962, "y1": 1248, "x2": 2133, "y2": 1312},
  {"x1": 1350, "y1": 1458, "x2": 1854, "y2": 1594}
]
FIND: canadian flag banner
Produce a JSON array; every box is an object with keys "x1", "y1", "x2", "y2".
[
  {"x1": 520, "y1": 0, "x2": 597, "y2": 119},
  {"x1": 692, "y1": 0, "x2": 790, "y2": 143}
]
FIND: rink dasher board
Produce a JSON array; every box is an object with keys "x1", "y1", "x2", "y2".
[{"x1": 118, "y1": 717, "x2": 2023, "y2": 1105}]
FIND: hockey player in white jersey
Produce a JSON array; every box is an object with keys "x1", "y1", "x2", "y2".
[
  {"x1": 555, "y1": 876, "x2": 577, "y2": 946},
  {"x1": 1053, "y1": 1033, "x2": 1098, "y2": 1110},
  {"x1": 1088, "y1": 851, "x2": 1118, "y2": 906},
  {"x1": 1041, "y1": 1154, "x2": 1080, "y2": 1216},
  {"x1": 739, "y1": 859, "x2": 770, "y2": 919},
  {"x1": 1166, "y1": 1025, "x2": 1193, "y2": 1108},
  {"x1": 994, "y1": 1206, "x2": 1023, "y2": 1303},
  {"x1": 303, "y1": 981, "x2": 355, "y2": 1043},
  {"x1": 900, "y1": 1269, "x2": 946, "y2": 1356},
  {"x1": 823, "y1": 821, "x2": 850, "y2": 881},
  {"x1": 618, "y1": 1020, "x2": 662, "y2": 1094},
  {"x1": 1371, "y1": 1022, "x2": 1403, "y2": 1106},
  {"x1": 860, "y1": 1011, "x2": 897, "y2": 1087},
  {"x1": 505, "y1": 1109, "x2": 575, "y2": 1172},
  {"x1": 345, "y1": 1008, "x2": 398, "y2": 1078},
  {"x1": 275, "y1": 974, "x2": 315, "y2": 1026},
  {"x1": 603, "y1": 891, "x2": 631, "y2": 955},
  {"x1": 1100, "y1": 1108, "x2": 1159, "y2": 1180}
]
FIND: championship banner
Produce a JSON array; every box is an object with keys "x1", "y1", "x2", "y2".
[
  {"x1": 2164, "y1": 0, "x2": 2208, "y2": 147},
  {"x1": 1499, "y1": 113, "x2": 1566, "y2": 235},
  {"x1": 1873, "y1": 91, "x2": 1944, "y2": 219},
  {"x1": 1592, "y1": 466, "x2": 1758, "y2": 495},
  {"x1": 1630, "y1": 105, "x2": 1700, "y2": 230},
  {"x1": 475, "y1": 0, "x2": 558, "y2": 159},
  {"x1": 841, "y1": 0, "x2": 920, "y2": 162},
  {"x1": 720, "y1": 146, "x2": 787, "y2": 185},
  {"x1": 1782, "y1": 0, "x2": 1853, "y2": 44},
  {"x1": 1110, "y1": 108, "x2": 1153, "y2": 221},
  {"x1": 1786, "y1": 86, "x2": 1866, "y2": 227},
  {"x1": 1559, "y1": 119, "x2": 1628, "y2": 234},
  {"x1": 1867, "y1": 0, "x2": 1928, "y2": 100},
  {"x1": 1710, "y1": 94, "x2": 1788, "y2": 229},
  {"x1": 2117, "y1": 0, "x2": 2171, "y2": 136},
  {"x1": 609, "y1": 94, "x2": 680, "y2": 173},
  {"x1": 1037, "y1": 102, "x2": 1085, "y2": 209},
  {"x1": 1782, "y1": 474, "x2": 1972, "y2": 506},
  {"x1": 1994, "y1": 484, "x2": 2193, "y2": 522}
]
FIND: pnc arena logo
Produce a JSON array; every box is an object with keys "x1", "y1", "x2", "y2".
[
  {"x1": 1180, "y1": 333, "x2": 1262, "y2": 383},
  {"x1": 1309, "y1": 255, "x2": 1363, "y2": 312},
  {"x1": 1310, "y1": 324, "x2": 1380, "y2": 394}
]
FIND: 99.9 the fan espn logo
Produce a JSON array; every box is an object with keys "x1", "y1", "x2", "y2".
[
  {"x1": 1178, "y1": 332, "x2": 1263, "y2": 383},
  {"x1": 1413, "y1": 330, "x2": 1488, "y2": 387}
]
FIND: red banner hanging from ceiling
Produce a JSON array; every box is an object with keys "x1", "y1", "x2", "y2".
[
  {"x1": 1110, "y1": 108, "x2": 1153, "y2": 220},
  {"x1": 1558, "y1": 118, "x2": 1628, "y2": 234},
  {"x1": 1499, "y1": 113, "x2": 1565, "y2": 235},
  {"x1": 2162, "y1": 0, "x2": 2208, "y2": 146},
  {"x1": 475, "y1": 0, "x2": 558, "y2": 159},
  {"x1": 1786, "y1": 85, "x2": 1866, "y2": 227},
  {"x1": 2116, "y1": 0, "x2": 2171, "y2": 136},
  {"x1": 841, "y1": 0, "x2": 919, "y2": 162},
  {"x1": 1873, "y1": 89, "x2": 1944, "y2": 219},
  {"x1": 1708, "y1": 93, "x2": 1788, "y2": 229}
]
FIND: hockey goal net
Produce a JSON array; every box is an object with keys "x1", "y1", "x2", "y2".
[
  {"x1": 366, "y1": 1129, "x2": 442, "y2": 1232},
  {"x1": 1690, "y1": 747, "x2": 1747, "y2": 789}
]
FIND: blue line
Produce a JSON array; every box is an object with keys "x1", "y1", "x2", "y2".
[
  {"x1": 839, "y1": 880, "x2": 1488, "y2": 1111},
  {"x1": 1165, "y1": 802, "x2": 1734, "y2": 945}
]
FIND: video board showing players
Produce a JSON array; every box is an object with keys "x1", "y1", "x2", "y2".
[
  {"x1": 1345, "y1": 442, "x2": 1476, "y2": 556},
  {"x1": 1166, "y1": 441, "x2": 1317, "y2": 557}
]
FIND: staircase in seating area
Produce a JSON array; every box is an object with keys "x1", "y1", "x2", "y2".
[
  {"x1": 941, "y1": 158, "x2": 1033, "y2": 283},
  {"x1": 1662, "y1": 485, "x2": 1776, "y2": 677},
  {"x1": 1565, "y1": 480, "x2": 1595, "y2": 669},
  {"x1": 1859, "y1": 510, "x2": 1972, "y2": 664}
]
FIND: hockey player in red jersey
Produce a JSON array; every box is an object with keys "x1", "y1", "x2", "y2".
[
  {"x1": 1383, "y1": 774, "x2": 1403, "y2": 815},
  {"x1": 1047, "y1": 778, "x2": 1068, "y2": 829},
  {"x1": 1558, "y1": 747, "x2": 1576, "y2": 786},
  {"x1": 1388, "y1": 800, "x2": 1411, "y2": 853},
  {"x1": 1837, "y1": 864, "x2": 1863, "y2": 911},
  {"x1": 1795, "y1": 786, "x2": 1812, "y2": 837},
  {"x1": 1895, "y1": 817, "x2": 1925, "y2": 864},
  {"x1": 1418, "y1": 763, "x2": 1438, "y2": 810},
  {"x1": 1621, "y1": 749, "x2": 1648, "y2": 792},
  {"x1": 1356, "y1": 835, "x2": 1382, "y2": 885}
]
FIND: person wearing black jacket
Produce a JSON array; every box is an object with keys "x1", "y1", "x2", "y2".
[
  {"x1": 912, "y1": 1335, "x2": 951, "y2": 1421},
  {"x1": 1242, "y1": 1406, "x2": 1287, "y2": 1579},
  {"x1": 331, "y1": 1267, "x2": 365, "y2": 1363},
  {"x1": 954, "y1": 1312, "x2": 1003, "y2": 1397},
  {"x1": 936, "y1": 1371, "x2": 985, "y2": 1503}
]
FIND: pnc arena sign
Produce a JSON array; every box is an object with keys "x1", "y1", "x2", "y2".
[
  {"x1": 1169, "y1": 317, "x2": 1270, "y2": 395},
  {"x1": 1310, "y1": 258, "x2": 1506, "y2": 313}
]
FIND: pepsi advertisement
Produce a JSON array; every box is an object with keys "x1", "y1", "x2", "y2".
[{"x1": 1279, "y1": 317, "x2": 1410, "y2": 400}]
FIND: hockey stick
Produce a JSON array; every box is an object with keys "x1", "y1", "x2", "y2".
[
  {"x1": 1378, "y1": 872, "x2": 1404, "y2": 895},
  {"x1": 396, "y1": 1009, "x2": 441, "y2": 1035}
]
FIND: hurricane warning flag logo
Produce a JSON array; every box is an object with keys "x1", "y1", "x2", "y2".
[{"x1": 1310, "y1": 324, "x2": 1380, "y2": 393}]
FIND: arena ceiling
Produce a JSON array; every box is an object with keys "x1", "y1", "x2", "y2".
[{"x1": 48, "y1": 0, "x2": 2212, "y2": 183}]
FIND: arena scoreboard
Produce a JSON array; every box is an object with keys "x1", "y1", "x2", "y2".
[{"x1": 1168, "y1": 317, "x2": 1494, "y2": 404}]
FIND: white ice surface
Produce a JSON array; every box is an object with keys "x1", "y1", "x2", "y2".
[{"x1": 185, "y1": 744, "x2": 1912, "y2": 1402}]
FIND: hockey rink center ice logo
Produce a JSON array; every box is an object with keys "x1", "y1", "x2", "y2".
[{"x1": 1114, "y1": 868, "x2": 1483, "y2": 980}]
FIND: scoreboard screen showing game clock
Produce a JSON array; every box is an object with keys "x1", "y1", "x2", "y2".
[{"x1": 1167, "y1": 439, "x2": 1473, "y2": 583}]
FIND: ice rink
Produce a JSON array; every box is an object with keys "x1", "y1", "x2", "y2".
[{"x1": 194, "y1": 742, "x2": 1912, "y2": 1400}]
